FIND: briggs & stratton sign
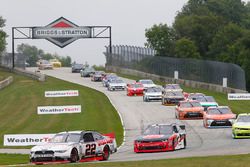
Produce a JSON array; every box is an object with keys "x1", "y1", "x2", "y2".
[{"x1": 33, "y1": 17, "x2": 91, "y2": 48}]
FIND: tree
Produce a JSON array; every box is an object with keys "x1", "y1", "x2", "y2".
[
  {"x1": 145, "y1": 24, "x2": 175, "y2": 57},
  {"x1": 175, "y1": 38, "x2": 200, "y2": 59},
  {"x1": 17, "y1": 44, "x2": 40, "y2": 67},
  {"x1": 0, "y1": 16, "x2": 7, "y2": 56}
]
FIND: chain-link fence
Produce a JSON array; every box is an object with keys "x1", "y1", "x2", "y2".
[
  {"x1": 0, "y1": 53, "x2": 25, "y2": 69},
  {"x1": 104, "y1": 45, "x2": 246, "y2": 90}
]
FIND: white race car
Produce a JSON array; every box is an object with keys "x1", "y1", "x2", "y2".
[
  {"x1": 107, "y1": 79, "x2": 126, "y2": 91},
  {"x1": 143, "y1": 87, "x2": 163, "y2": 102},
  {"x1": 30, "y1": 131, "x2": 117, "y2": 164},
  {"x1": 138, "y1": 79, "x2": 156, "y2": 89}
]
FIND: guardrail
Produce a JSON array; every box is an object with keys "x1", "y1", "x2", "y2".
[
  {"x1": 0, "y1": 76, "x2": 13, "y2": 90},
  {"x1": 13, "y1": 68, "x2": 46, "y2": 81},
  {"x1": 106, "y1": 66, "x2": 248, "y2": 94}
]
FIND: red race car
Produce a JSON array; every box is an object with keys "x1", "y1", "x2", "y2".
[
  {"x1": 127, "y1": 82, "x2": 144, "y2": 96},
  {"x1": 134, "y1": 124, "x2": 186, "y2": 153},
  {"x1": 175, "y1": 100, "x2": 204, "y2": 120}
]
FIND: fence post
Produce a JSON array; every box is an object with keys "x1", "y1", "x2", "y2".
[
  {"x1": 223, "y1": 77, "x2": 227, "y2": 87},
  {"x1": 174, "y1": 71, "x2": 179, "y2": 79}
]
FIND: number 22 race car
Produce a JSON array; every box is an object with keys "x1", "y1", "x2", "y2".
[
  {"x1": 134, "y1": 124, "x2": 186, "y2": 153},
  {"x1": 30, "y1": 131, "x2": 117, "y2": 165}
]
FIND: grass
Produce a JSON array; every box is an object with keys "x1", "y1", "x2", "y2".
[
  {"x1": 1, "y1": 153, "x2": 250, "y2": 166},
  {"x1": 0, "y1": 70, "x2": 123, "y2": 148},
  {"x1": 117, "y1": 73, "x2": 249, "y2": 115}
]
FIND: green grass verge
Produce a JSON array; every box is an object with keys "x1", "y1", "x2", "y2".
[
  {"x1": 117, "y1": 73, "x2": 249, "y2": 115},
  {"x1": 0, "y1": 70, "x2": 123, "y2": 148},
  {"x1": 1, "y1": 153, "x2": 250, "y2": 166}
]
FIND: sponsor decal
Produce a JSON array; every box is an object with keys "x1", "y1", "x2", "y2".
[
  {"x1": 4, "y1": 134, "x2": 55, "y2": 146},
  {"x1": 228, "y1": 93, "x2": 250, "y2": 100},
  {"x1": 33, "y1": 17, "x2": 91, "y2": 48},
  {"x1": 37, "y1": 105, "x2": 81, "y2": 115},
  {"x1": 45, "y1": 90, "x2": 79, "y2": 97}
]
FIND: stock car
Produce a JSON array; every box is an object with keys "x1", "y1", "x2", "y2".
[
  {"x1": 107, "y1": 79, "x2": 126, "y2": 91},
  {"x1": 80, "y1": 67, "x2": 95, "y2": 77},
  {"x1": 195, "y1": 96, "x2": 218, "y2": 111},
  {"x1": 203, "y1": 106, "x2": 236, "y2": 128},
  {"x1": 187, "y1": 93, "x2": 205, "y2": 100},
  {"x1": 162, "y1": 91, "x2": 185, "y2": 105},
  {"x1": 134, "y1": 124, "x2": 186, "y2": 153},
  {"x1": 138, "y1": 79, "x2": 156, "y2": 89},
  {"x1": 72, "y1": 63, "x2": 84, "y2": 73},
  {"x1": 175, "y1": 100, "x2": 204, "y2": 120},
  {"x1": 49, "y1": 59, "x2": 62, "y2": 68},
  {"x1": 127, "y1": 82, "x2": 144, "y2": 96},
  {"x1": 36, "y1": 60, "x2": 53, "y2": 70},
  {"x1": 232, "y1": 113, "x2": 250, "y2": 139},
  {"x1": 143, "y1": 87, "x2": 163, "y2": 102},
  {"x1": 30, "y1": 131, "x2": 117, "y2": 165},
  {"x1": 102, "y1": 74, "x2": 118, "y2": 87},
  {"x1": 91, "y1": 71, "x2": 105, "y2": 82}
]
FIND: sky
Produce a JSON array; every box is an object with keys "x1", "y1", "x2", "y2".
[{"x1": 0, "y1": 0, "x2": 249, "y2": 65}]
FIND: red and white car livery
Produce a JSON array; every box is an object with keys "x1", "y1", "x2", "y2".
[
  {"x1": 134, "y1": 124, "x2": 186, "y2": 153},
  {"x1": 127, "y1": 82, "x2": 144, "y2": 96},
  {"x1": 30, "y1": 131, "x2": 117, "y2": 164}
]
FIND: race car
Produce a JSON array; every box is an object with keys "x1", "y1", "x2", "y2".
[
  {"x1": 107, "y1": 79, "x2": 126, "y2": 91},
  {"x1": 91, "y1": 71, "x2": 105, "y2": 82},
  {"x1": 72, "y1": 63, "x2": 84, "y2": 73},
  {"x1": 232, "y1": 113, "x2": 250, "y2": 139},
  {"x1": 134, "y1": 123, "x2": 186, "y2": 153},
  {"x1": 138, "y1": 79, "x2": 156, "y2": 89},
  {"x1": 80, "y1": 67, "x2": 95, "y2": 77},
  {"x1": 143, "y1": 87, "x2": 163, "y2": 102},
  {"x1": 102, "y1": 74, "x2": 118, "y2": 87},
  {"x1": 195, "y1": 96, "x2": 218, "y2": 111},
  {"x1": 127, "y1": 82, "x2": 144, "y2": 96},
  {"x1": 203, "y1": 106, "x2": 236, "y2": 128},
  {"x1": 162, "y1": 84, "x2": 183, "y2": 92},
  {"x1": 175, "y1": 100, "x2": 204, "y2": 120},
  {"x1": 30, "y1": 131, "x2": 117, "y2": 165},
  {"x1": 36, "y1": 59, "x2": 53, "y2": 70},
  {"x1": 162, "y1": 91, "x2": 185, "y2": 105}
]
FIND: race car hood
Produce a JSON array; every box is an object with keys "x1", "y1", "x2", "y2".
[
  {"x1": 93, "y1": 74, "x2": 102, "y2": 77},
  {"x1": 142, "y1": 84, "x2": 156, "y2": 88},
  {"x1": 109, "y1": 83, "x2": 126, "y2": 87},
  {"x1": 233, "y1": 122, "x2": 250, "y2": 128},
  {"x1": 31, "y1": 142, "x2": 75, "y2": 152},
  {"x1": 200, "y1": 102, "x2": 218, "y2": 106},
  {"x1": 206, "y1": 114, "x2": 236, "y2": 120},
  {"x1": 144, "y1": 92, "x2": 162, "y2": 96},
  {"x1": 180, "y1": 107, "x2": 204, "y2": 112},
  {"x1": 135, "y1": 134, "x2": 171, "y2": 142},
  {"x1": 166, "y1": 95, "x2": 184, "y2": 99}
]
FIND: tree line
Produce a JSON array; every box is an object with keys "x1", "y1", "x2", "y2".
[
  {"x1": 145, "y1": 0, "x2": 250, "y2": 91},
  {"x1": 16, "y1": 43, "x2": 71, "y2": 67}
]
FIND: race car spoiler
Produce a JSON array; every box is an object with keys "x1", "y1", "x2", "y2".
[{"x1": 103, "y1": 132, "x2": 115, "y2": 139}]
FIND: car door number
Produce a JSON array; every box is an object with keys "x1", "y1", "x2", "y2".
[{"x1": 85, "y1": 144, "x2": 96, "y2": 156}]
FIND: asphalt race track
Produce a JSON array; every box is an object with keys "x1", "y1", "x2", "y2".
[{"x1": 1, "y1": 67, "x2": 250, "y2": 162}]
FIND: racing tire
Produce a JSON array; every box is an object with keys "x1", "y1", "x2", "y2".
[
  {"x1": 232, "y1": 132, "x2": 236, "y2": 139},
  {"x1": 70, "y1": 148, "x2": 79, "y2": 163},
  {"x1": 183, "y1": 137, "x2": 187, "y2": 149},
  {"x1": 172, "y1": 139, "x2": 176, "y2": 151},
  {"x1": 101, "y1": 145, "x2": 110, "y2": 161}
]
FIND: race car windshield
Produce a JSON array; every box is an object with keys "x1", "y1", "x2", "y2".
[
  {"x1": 131, "y1": 84, "x2": 143, "y2": 88},
  {"x1": 189, "y1": 94, "x2": 205, "y2": 100},
  {"x1": 74, "y1": 64, "x2": 83, "y2": 68},
  {"x1": 50, "y1": 133, "x2": 81, "y2": 143},
  {"x1": 143, "y1": 125, "x2": 173, "y2": 135},
  {"x1": 207, "y1": 108, "x2": 231, "y2": 115},
  {"x1": 115, "y1": 80, "x2": 124, "y2": 83},
  {"x1": 146, "y1": 87, "x2": 162, "y2": 92},
  {"x1": 167, "y1": 91, "x2": 183, "y2": 96},
  {"x1": 140, "y1": 80, "x2": 153, "y2": 84},
  {"x1": 196, "y1": 96, "x2": 215, "y2": 102},
  {"x1": 165, "y1": 85, "x2": 181, "y2": 89},
  {"x1": 237, "y1": 115, "x2": 250, "y2": 122}
]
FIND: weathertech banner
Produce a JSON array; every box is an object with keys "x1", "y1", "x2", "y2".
[
  {"x1": 37, "y1": 105, "x2": 81, "y2": 114},
  {"x1": 4, "y1": 134, "x2": 55, "y2": 146},
  {"x1": 228, "y1": 93, "x2": 250, "y2": 100},
  {"x1": 45, "y1": 90, "x2": 79, "y2": 97}
]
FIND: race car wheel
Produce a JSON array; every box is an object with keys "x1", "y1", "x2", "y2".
[
  {"x1": 101, "y1": 145, "x2": 110, "y2": 161},
  {"x1": 70, "y1": 148, "x2": 79, "y2": 163},
  {"x1": 183, "y1": 137, "x2": 187, "y2": 149},
  {"x1": 172, "y1": 139, "x2": 176, "y2": 151}
]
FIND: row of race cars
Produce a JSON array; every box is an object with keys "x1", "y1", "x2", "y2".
[{"x1": 29, "y1": 67, "x2": 250, "y2": 164}]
